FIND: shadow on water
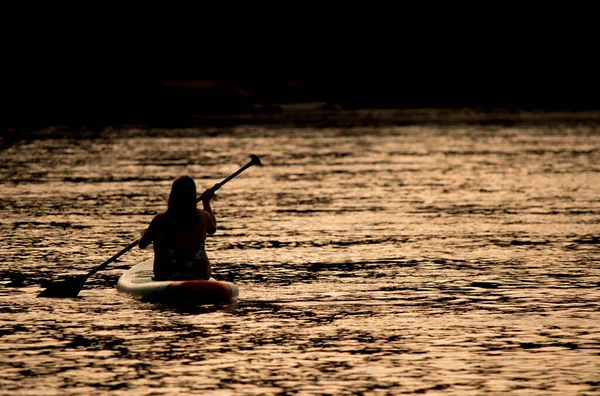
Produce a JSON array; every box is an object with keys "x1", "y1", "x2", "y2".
[{"x1": 140, "y1": 300, "x2": 241, "y2": 316}]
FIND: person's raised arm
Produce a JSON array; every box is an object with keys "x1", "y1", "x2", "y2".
[{"x1": 201, "y1": 189, "x2": 217, "y2": 235}]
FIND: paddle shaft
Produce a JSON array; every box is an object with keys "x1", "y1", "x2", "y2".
[
  {"x1": 85, "y1": 239, "x2": 139, "y2": 278},
  {"x1": 197, "y1": 156, "x2": 258, "y2": 202}
]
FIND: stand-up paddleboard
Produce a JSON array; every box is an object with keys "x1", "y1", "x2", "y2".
[{"x1": 117, "y1": 259, "x2": 239, "y2": 304}]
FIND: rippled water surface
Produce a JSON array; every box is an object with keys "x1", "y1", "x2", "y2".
[{"x1": 1, "y1": 109, "x2": 600, "y2": 395}]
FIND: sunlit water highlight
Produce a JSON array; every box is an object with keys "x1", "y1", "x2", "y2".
[{"x1": 1, "y1": 109, "x2": 599, "y2": 395}]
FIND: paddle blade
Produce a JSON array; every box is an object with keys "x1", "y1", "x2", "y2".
[
  {"x1": 37, "y1": 275, "x2": 88, "y2": 298},
  {"x1": 250, "y1": 154, "x2": 262, "y2": 166}
]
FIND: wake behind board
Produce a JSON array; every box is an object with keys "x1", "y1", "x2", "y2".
[{"x1": 117, "y1": 259, "x2": 239, "y2": 304}]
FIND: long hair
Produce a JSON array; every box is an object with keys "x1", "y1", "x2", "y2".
[{"x1": 166, "y1": 175, "x2": 198, "y2": 227}]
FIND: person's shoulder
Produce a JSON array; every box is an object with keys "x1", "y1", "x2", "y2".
[
  {"x1": 151, "y1": 211, "x2": 168, "y2": 224},
  {"x1": 153, "y1": 211, "x2": 168, "y2": 219}
]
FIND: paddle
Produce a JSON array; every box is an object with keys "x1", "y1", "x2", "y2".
[{"x1": 37, "y1": 154, "x2": 262, "y2": 298}]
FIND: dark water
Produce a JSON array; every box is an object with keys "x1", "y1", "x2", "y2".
[{"x1": 1, "y1": 109, "x2": 600, "y2": 395}]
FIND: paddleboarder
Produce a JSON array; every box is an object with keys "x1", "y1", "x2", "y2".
[{"x1": 139, "y1": 175, "x2": 217, "y2": 281}]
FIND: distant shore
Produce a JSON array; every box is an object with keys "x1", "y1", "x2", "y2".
[
  {"x1": 3, "y1": 107, "x2": 600, "y2": 150},
  {"x1": 3, "y1": 79, "x2": 600, "y2": 130}
]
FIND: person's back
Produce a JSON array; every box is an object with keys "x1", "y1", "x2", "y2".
[{"x1": 139, "y1": 176, "x2": 216, "y2": 280}]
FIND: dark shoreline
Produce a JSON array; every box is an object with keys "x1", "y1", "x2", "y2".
[
  {"x1": 3, "y1": 107, "x2": 600, "y2": 150},
  {"x1": 3, "y1": 78, "x2": 600, "y2": 131}
]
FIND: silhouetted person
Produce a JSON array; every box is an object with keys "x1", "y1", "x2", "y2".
[{"x1": 139, "y1": 176, "x2": 216, "y2": 280}]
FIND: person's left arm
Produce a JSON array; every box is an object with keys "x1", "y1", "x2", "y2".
[{"x1": 139, "y1": 216, "x2": 159, "y2": 249}]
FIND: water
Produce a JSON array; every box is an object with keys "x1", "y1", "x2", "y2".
[{"x1": 1, "y1": 108, "x2": 600, "y2": 395}]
